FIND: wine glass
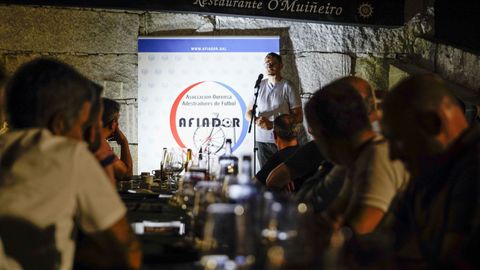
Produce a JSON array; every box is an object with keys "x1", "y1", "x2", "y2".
[{"x1": 163, "y1": 148, "x2": 184, "y2": 192}]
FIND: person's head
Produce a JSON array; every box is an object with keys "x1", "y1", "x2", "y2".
[
  {"x1": 305, "y1": 80, "x2": 371, "y2": 165},
  {"x1": 5, "y1": 58, "x2": 94, "y2": 139},
  {"x1": 337, "y1": 76, "x2": 379, "y2": 123},
  {"x1": 264, "y1": 52, "x2": 283, "y2": 77},
  {"x1": 83, "y1": 83, "x2": 104, "y2": 152},
  {"x1": 101, "y1": 98, "x2": 120, "y2": 138},
  {"x1": 273, "y1": 114, "x2": 298, "y2": 144},
  {"x1": 382, "y1": 74, "x2": 468, "y2": 176}
]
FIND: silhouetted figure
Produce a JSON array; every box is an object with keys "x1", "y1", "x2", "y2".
[
  {"x1": 382, "y1": 74, "x2": 480, "y2": 269},
  {"x1": 254, "y1": 114, "x2": 299, "y2": 187},
  {"x1": 97, "y1": 98, "x2": 133, "y2": 181},
  {"x1": 0, "y1": 58, "x2": 141, "y2": 270},
  {"x1": 304, "y1": 77, "x2": 409, "y2": 234}
]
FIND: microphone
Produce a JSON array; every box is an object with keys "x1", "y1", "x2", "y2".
[{"x1": 254, "y1": 74, "x2": 263, "y2": 89}]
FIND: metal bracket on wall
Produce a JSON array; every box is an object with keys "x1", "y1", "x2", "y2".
[{"x1": 114, "y1": 98, "x2": 137, "y2": 105}]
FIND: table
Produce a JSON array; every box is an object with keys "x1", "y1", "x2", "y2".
[{"x1": 119, "y1": 192, "x2": 200, "y2": 270}]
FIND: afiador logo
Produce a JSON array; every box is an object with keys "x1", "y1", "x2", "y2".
[{"x1": 170, "y1": 81, "x2": 248, "y2": 154}]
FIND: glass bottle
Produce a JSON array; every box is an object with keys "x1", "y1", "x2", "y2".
[
  {"x1": 160, "y1": 147, "x2": 168, "y2": 181},
  {"x1": 184, "y1": 148, "x2": 192, "y2": 172},
  {"x1": 238, "y1": 155, "x2": 252, "y2": 184},
  {"x1": 227, "y1": 155, "x2": 257, "y2": 202},
  {"x1": 218, "y1": 139, "x2": 238, "y2": 178},
  {"x1": 186, "y1": 147, "x2": 208, "y2": 184}
]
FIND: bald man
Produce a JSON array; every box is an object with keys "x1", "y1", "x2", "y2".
[
  {"x1": 304, "y1": 76, "x2": 409, "y2": 234},
  {"x1": 382, "y1": 74, "x2": 479, "y2": 269},
  {"x1": 268, "y1": 77, "x2": 386, "y2": 196}
]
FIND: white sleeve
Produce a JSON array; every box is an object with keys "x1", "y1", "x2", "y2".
[
  {"x1": 285, "y1": 81, "x2": 302, "y2": 109},
  {"x1": 73, "y1": 144, "x2": 127, "y2": 233},
  {"x1": 358, "y1": 142, "x2": 404, "y2": 212}
]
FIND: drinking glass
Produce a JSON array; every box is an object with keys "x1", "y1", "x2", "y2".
[
  {"x1": 163, "y1": 148, "x2": 184, "y2": 192},
  {"x1": 262, "y1": 197, "x2": 315, "y2": 270},
  {"x1": 200, "y1": 203, "x2": 238, "y2": 258},
  {"x1": 191, "y1": 181, "x2": 224, "y2": 241}
]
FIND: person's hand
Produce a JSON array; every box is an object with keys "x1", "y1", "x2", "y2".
[
  {"x1": 95, "y1": 139, "x2": 114, "y2": 161},
  {"x1": 113, "y1": 126, "x2": 128, "y2": 146},
  {"x1": 256, "y1": 117, "x2": 273, "y2": 130}
]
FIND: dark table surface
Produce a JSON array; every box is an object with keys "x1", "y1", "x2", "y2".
[{"x1": 119, "y1": 192, "x2": 200, "y2": 270}]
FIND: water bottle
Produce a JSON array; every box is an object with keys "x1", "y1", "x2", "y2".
[{"x1": 218, "y1": 139, "x2": 238, "y2": 178}]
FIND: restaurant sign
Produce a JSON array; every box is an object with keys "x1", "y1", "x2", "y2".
[{"x1": 1, "y1": 0, "x2": 405, "y2": 27}]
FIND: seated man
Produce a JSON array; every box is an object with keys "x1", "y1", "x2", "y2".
[
  {"x1": 270, "y1": 77, "x2": 379, "y2": 213},
  {"x1": 381, "y1": 74, "x2": 479, "y2": 268},
  {"x1": 266, "y1": 139, "x2": 326, "y2": 192},
  {"x1": 304, "y1": 78, "x2": 409, "y2": 234},
  {"x1": 98, "y1": 98, "x2": 133, "y2": 181},
  {"x1": 254, "y1": 114, "x2": 299, "y2": 187},
  {"x1": 83, "y1": 84, "x2": 116, "y2": 184},
  {"x1": 0, "y1": 58, "x2": 141, "y2": 270}
]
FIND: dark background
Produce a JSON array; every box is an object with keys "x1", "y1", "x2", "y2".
[
  {"x1": 0, "y1": 0, "x2": 405, "y2": 27},
  {"x1": 435, "y1": 0, "x2": 480, "y2": 52}
]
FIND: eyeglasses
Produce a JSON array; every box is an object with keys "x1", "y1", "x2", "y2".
[{"x1": 264, "y1": 62, "x2": 278, "y2": 68}]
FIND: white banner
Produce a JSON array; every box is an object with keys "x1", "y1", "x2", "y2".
[{"x1": 138, "y1": 36, "x2": 280, "y2": 172}]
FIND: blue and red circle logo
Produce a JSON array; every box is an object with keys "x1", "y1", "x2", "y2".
[{"x1": 170, "y1": 81, "x2": 248, "y2": 154}]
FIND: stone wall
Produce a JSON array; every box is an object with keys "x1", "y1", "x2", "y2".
[{"x1": 0, "y1": 4, "x2": 478, "y2": 173}]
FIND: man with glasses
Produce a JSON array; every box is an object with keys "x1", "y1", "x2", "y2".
[{"x1": 247, "y1": 52, "x2": 303, "y2": 168}]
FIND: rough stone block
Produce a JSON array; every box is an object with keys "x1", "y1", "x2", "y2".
[
  {"x1": 280, "y1": 53, "x2": 301, "y2": 93},
  {"x1": 4, "y1": 53, "x2": 138, "y2": 99},
  {"x1": 216, "y1": 15, "x2": 291, "y2": 29},
  {"x1": 116, "y1": 101, "x2": 138, "y2": 144},
  {"x1": 0, "y1": 5, "x2": 139, "y2": 54},
  {"x1": 131, "y1": 144, "x2": 138, "y2": 175},
  {"x1": 355, "y1": 57, "x2": 391, "y2": 91},
  {"x1": 412, "y1": 38, "x2": 436, "y2": 71},
  {"x1": 4, "y1": 53, "x2": 138, "y2": 143},
  {"x1": 405, "y1": 7, "x2": 435, "y2": 38},
  {"x1": 352, "y1": 27, "x2": 408, "y2": 55},
  {"x1": 217, "y1": 15, "x2": 408, "y2": 55},
  {"x1": 296, "y1": 53, "x2": 351, "y2": 93},
  {"x1": 389, "y1": 62, "x2": 479, "y2": 103},
  {"x1": 436, "y1": 44, "x2": 480, "y2": 91},
  {"x1": 216, "y1": 16, "x2": 353, "y2": 52},
  {"x1": 144, "y1": 12, "x2": 214, "y2": 33},
  {"x1": 289, "y1": 23, "x2": 357, "y2": 53}
]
